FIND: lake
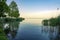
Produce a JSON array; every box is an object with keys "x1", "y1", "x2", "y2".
[{"x1": 4, "y1": 19, "x2": 60, "y2": 40}]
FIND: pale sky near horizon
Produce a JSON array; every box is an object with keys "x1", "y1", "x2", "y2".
[{"x1": 7, "y1": 0, "x2": 60, "y2": 19}]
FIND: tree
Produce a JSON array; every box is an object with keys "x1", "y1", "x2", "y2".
[
  {"x1": 57, "y1": 16, "x2": 60, "y2": 26},
  {"x1": 0, "y1": 0, "x2": 7, "y2": 2},
  {"x1": 0, "y1": 0, "x2": 10, "y2": 17},
  {"x1": 42, "y1": 19, "x2": 48, "y2": 26},
  {"x1": 9, "y1": 1, "x2": 20, "y2": 18},
  {"x1": 49, "y1": 18, "x2": 57, "y2": 26}
]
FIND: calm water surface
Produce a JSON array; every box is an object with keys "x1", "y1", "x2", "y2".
[{"x1": 5, "y1": 19, "x2": 59, "y2": 40}]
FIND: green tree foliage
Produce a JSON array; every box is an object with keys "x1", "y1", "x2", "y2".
[
  {"x1": 57, "y1": 16, "x2": 60, "y2": 26},
  {"x1": 49, "y1": 18, "x2": 57, "y2": 26},
  {"x1": 9, "y1": 1, "x2": 20, "y2": 18},
  {"x1": 0, "y1": 0, "x2": 7, "y2": 2},
  {"x1": 42, "y1": 19, "x2": 48, "y2": 26},
  {"x1": 42, "y1": 15, "x2": 60, "y2": 27},
  {"x1": 0, "y1": 0, "x2": 10, "y2": 17}
]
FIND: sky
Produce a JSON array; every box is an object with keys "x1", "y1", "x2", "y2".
[{"x1": 7, "y1": 0, "x2": 60, "y2": 19}]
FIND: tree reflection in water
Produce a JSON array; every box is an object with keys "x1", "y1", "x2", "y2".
[
  {"x1": 41, "y1": 26, "x2": 59, "y2": 40},
  {"x1": 55, "y1": 26, "x2": 60, "y2": 40},
  {"x1": 0, "y1": 19, "x2": 60, "y2": 40},
  {"x1": 3, "y1": 21, "x2": 21, "y2": 40}
]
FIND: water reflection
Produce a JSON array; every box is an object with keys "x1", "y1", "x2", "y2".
[
  {"x1": 13, "y1": 19, "x2": 59, "y2": 40},
  {"x1": 3, "y1": 21, "x2": 21, "y2": 40},
  {"x1": 55, "y1": 26, "x2": 60, "y2": 40},
  {"x1": 0, "y1": 19, "x2": 60, "y2": 40}
]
